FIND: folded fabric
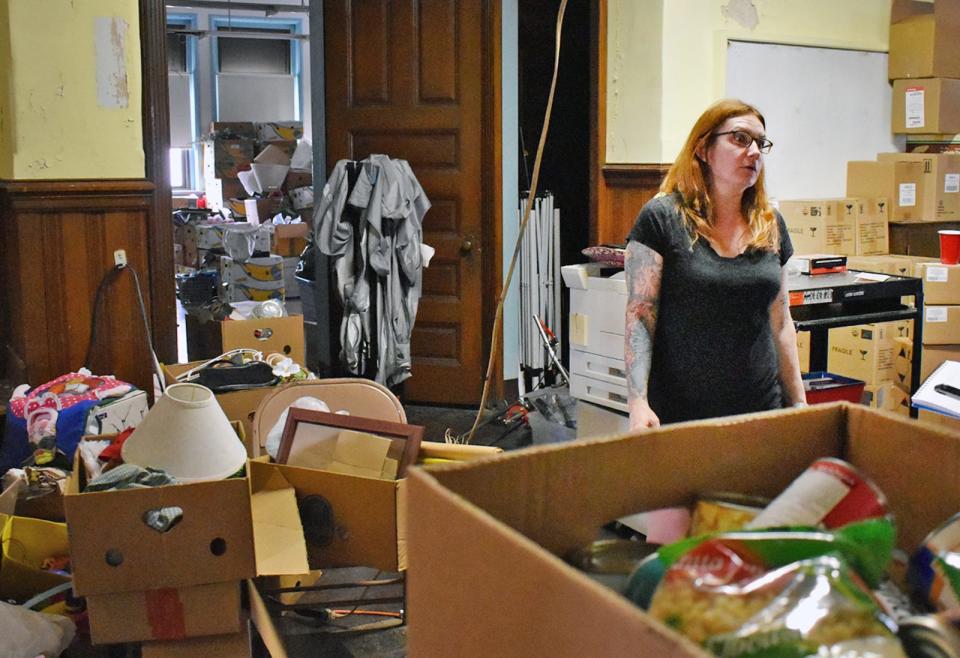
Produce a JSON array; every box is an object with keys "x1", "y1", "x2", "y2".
[{"x1": 86, "y1": 463, "x2": 177, "y2": 491}]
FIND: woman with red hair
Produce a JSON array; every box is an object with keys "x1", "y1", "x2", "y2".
[{"x1": 624, "y1": 99, "x2": 805, "y2": 429}]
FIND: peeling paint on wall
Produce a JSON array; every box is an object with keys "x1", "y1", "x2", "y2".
[
  {"x1": 722, "y1": 0, "x2": 759, "y2": 30},
  {"x1": 94, "y1": 16, "x2": 129, "y2": 108}
]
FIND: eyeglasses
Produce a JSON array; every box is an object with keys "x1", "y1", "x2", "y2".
[{"x1": 713, "y1": 130, "x2": 773, "y2": 154}]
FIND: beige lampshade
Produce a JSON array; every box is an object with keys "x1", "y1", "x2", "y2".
[{"x1": 121, "y1": 383, "x2": 247, "y2": 482}]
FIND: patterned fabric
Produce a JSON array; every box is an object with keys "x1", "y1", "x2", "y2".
[
  {"x1": 581, "y1": 245, "x2": 626, "y2": 268},
  {"x1": 86, "y1": 463, "x2": 177, "y2": 491}
]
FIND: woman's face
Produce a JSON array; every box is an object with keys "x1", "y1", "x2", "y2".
[{"x1": 700, "y1": 113, "x2": 765, "y2": 196}]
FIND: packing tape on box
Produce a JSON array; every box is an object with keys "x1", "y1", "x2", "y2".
[{"x1": 146, "y1": 588, "x2": 188, "y2": 640}]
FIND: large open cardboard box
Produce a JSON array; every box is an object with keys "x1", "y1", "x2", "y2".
[
  {"x1": 64, "y1": 455, "x2": 307, "y2": 644},
  {"x1": 407, "y1": 403, "x2": 960, "y2": 656}
]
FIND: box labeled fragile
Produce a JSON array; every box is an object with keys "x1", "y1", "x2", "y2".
[
  {"x1": 854, "y1": 197, "x2": 890, "y2": 255},
  {"x1": 407, "y1": 404, "x2": 960, "y2": 656},
  {"x1": 878, "y1": 152, "x2": 960, "y2": 221},
  {"x1": 846, "y1": 161, "x2": 927, "y2": 222},
  {"x1": 778, "y1": 199, "x2": 857, "y2": 255},
  {"x1": 827, "y1": 321, "x2": 908, "y2": 385},
  {"x1": 922, "y1": 305, "x2": 960, "y2": 344}
]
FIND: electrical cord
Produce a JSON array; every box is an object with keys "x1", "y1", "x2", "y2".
[
  {"x1": 460, "y1": 0, "x2": 568, "y2": 444},
  {"x1": 83, "y1": 262, "x2": 165, "y2": 394}
]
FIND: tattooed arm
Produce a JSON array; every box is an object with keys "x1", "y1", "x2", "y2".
[
  {"x1": 624, "y1": 240, "x2": 663, "y2": 430},
  {"x1": 770, "y1": 268, "x2": 806, "y2": 406}
]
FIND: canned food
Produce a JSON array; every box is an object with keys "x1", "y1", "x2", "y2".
[
  {"x1": 747, "y1": 457, "x2": 889, "y2": 530},
  {"x1": 899, "y1": 610, "x2": 960, "y2": 658},
  {"x1": 688, "y1": 492, "x2": 769, "y2": 537},
  {"x1": 566, "y1": 539, "x2": 658, "y2": 594},
  {"x1": 909, "y1": 512, "x2": 960, "y2": 611}
]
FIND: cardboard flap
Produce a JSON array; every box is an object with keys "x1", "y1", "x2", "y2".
[
  {"x1": 247, "y1": 580, "x2": 289, "y2": 658},
  {"x1": 890, "y1": 0, "x2": 932, "y2": 24},
  {"x1": 0, "y1": 480, "x2": 19, "y2": 516},
  {"x1": 250, "y1": 485, "x2": 308, "y2": 577}
]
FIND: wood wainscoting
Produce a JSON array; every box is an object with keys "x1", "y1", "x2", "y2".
[
  {"x1": 596, "y1": 164, "x2": 669, "y2": 245},
  {"x1": 0, "y1": 179, "x2": 173, "y2": 396}
]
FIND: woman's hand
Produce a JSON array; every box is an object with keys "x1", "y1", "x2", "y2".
[{"x1": 628, "y1": 397, "x2": 660, "y2": 431}]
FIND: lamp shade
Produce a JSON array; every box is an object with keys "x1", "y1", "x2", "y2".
[{"x1": 121, "y1": 383, "x2": 246, "y2": 482}]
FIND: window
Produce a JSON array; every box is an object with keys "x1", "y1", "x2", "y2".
[
  {"x1": 217, "y1": 26, "x2": 292, "y2": 74},
  {"x1": 167, "y1": 14, "x2": 199, "y2": 191},
  {"x1": 168, "y1": 148, "x2": 190, "y2": 190},
  {"x1": 211, "y1": 17, "x2": 302, "y2": 123}
]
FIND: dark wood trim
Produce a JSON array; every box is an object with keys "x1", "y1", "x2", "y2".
[
  {"x1": 602, "y1": 163, "x2": 671, "y2": 187},
  {"x1": 482, "y1": 0, "x2": 504, "y2": 400},
  {"x1": 140, "y1": 0, "x2": 177, "y2": 365},
  {"x1": 0, "y1": 179, "x2": 154, "y2": 211}
]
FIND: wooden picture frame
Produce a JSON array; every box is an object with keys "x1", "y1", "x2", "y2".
[{"x1": 275, "y1": 408, "x2": 424, "y2": 478}]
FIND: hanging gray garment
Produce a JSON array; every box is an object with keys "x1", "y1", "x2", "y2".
[
  {"x1": 365, "y1": 155, "x2": 430, "y2": 386},
  {"x1": 315, "y1": 161, "x2": 367, "y2": 374}
]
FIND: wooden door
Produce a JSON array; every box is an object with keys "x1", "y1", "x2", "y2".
[{"x1": 325, "y1": 0, "x2": 494, "y2": 404}]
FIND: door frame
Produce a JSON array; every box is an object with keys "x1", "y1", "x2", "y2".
[{"x1": 139, "y1": 0, "x2": 504, "y2": 402}]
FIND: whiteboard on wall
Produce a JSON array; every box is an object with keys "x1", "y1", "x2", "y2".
[{"x1": 726, "y1": 40, "x2": 904, "y2": 203}]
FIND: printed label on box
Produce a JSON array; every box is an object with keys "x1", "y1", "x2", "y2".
[
  {"x1": 899, "y1": 183, "x2": 917, "y2": 207},
  {"x1": 926, "y1": 307, "x2": 948, "y2": 323},
  {"x1": 926, "y1": 266, "x2": 949, "y2": 283},
  {"x1": 905, "y1": 88, "x2": 925, "y2": 129},
  {"x1": 946, "y1": 174, "x2": 960, "y2": 194}
]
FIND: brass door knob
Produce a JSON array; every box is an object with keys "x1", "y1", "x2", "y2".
[{"x1": 460, "y1": 238, "x2": 474, "y2": 254}]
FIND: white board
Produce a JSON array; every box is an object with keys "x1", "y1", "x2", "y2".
[{"x1": 726, "y1": 40, "x2": 904, "y2": 203}]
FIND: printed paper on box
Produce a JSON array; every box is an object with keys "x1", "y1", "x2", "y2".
[
  {"x1": 906, "y1": 87, "x2": 925, "y2": 129},
  {"x1": 927, "y1": 307, "x2": 949, "y2": 323},
  {"x1": 946, "y1": 174, "x2": 960, "y2": 194},
  {"x1": 899, "y1": 183, "x2": 917, "y2": 207},
  {"x1": 927, "y1": 266, "x2": 950, "y2": 283}
]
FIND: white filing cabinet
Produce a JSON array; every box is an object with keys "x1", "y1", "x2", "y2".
[{"x1": 561, "y1": 264, "x2": 629, "y2": 413}]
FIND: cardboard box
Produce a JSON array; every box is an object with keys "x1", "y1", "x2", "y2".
[
  {"x1": 406, "y1": 404, "x2": 960, "y2": 656},
  {"x1": 797, "y1": 330, "x2": 810, "y2": 373},
  {"x1": 221, "y1": 314, "x2": 306, "y2": 368},
  {"x1": 242, "y1": 197, "x2": 284, "y2": 227},
  {"x1": 895, "y1": 340, "x2": 960, "y2": 389},
  {"x1": 778, "y1": 199, "x2": 857, "y2": 255},
  {"x1": 846, "y1": 161, "x2": 927, "y2": 222},
  {"x1": 203, "y1": 138, "x2": 255, "y2": 179},
  {"x1": 827, "y1": 321, "x2": 908, "y2": 385},
  {"x1": 64, "y1": 454, "x2": 307, "y2": 644},
  {"x1": 196, "y1": 222, "x2": 272, "y2": 253},
  {"x1": 281, "y1": 256, "x2": 301, "y2": 298},
  {"x1": 919, "y1": 408, "x2": 960, "y2": 432},
  {"x1": 220, "y1": 255, "x2": 285, "y2": 303},
  {"x1": 210, "y1": 122, "x2": 257, "y2": 140},
  {"x1": 862, "y1": 381, "x2": 910, "y2": 415},
  {"x1": 272, "y1": 222, "x2": 309, "y2": 257},
  {"x1": 86, "y1": 582, "x2": 242, "y2": 645},
  {"x1": 889, "y1": 0, "x2": 960, "y2": 80},
  {"x1": 141, "y1": 621, "x2": 252, "y2": 658},
  {"x1": 922, "y1": 305, "x2": 960, "y2": 344},
  {"x1": 0, "y1": 514, "x2": 71, "y2": 601},
  {"x1": 789, "y1": 254, "x2": 847, "y2": 275},
  {"x1": 854, "y1": 197, "x2": 890, "y2": 255},
  {"x1": 916, "y1": 262, "x2": 960, "y2": 304},
  {"x1": 878, "y1": 152, "x2": 960, "y2": 221},
  {"x1": 284, "y1": 169, "x2": 313, "y2": 191},
  {"x1": 256, "y1": 122, "x2": 303, "y2": 142},
  {"x1": 892, "y1": 78, "x2": 960, "y2": 135}
]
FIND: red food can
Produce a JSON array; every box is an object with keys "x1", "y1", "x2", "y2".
[{"x1": 747, "y1": 457, "x2": 889, "y2": 530}]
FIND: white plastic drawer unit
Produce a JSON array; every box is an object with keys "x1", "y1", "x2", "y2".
[
  {"x1": 570, "y1": 373, "x2": 629, "y2": 413},
  {"x1": 569, "y1": 350, "x2": 627, "y2": 388},
  {"x1": 562, "y1": 264, "x2": 628, "y2": 362}
]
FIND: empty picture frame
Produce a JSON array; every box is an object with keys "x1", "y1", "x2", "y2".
[{"x1": 275, "y1": 408, "x2": 423, "y2": 478}]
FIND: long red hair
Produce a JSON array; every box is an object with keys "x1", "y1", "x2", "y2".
[{"x1": 660, "y1": 98, "x2": 778, "y2": 251}]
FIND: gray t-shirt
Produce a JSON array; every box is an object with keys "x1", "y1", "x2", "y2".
[{"x1": 626, "y1": 193, "x2": 793, "y2": 424}]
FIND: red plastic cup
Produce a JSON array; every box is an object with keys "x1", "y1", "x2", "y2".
[{"x1": 939, "y1": 230, "x2": 960, "y2": 265}]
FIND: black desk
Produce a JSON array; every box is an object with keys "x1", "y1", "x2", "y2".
[{"x1": 788, "y1": 270, "x2": 923, "y2": 417}]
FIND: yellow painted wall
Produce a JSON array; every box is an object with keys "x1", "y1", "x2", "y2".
[
  {"x1": 607, "y1": 0, "x2": 891, "y2": 164},
  {"x1": 0, "y1": 0, "x2": 143, "y2": 180}
]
